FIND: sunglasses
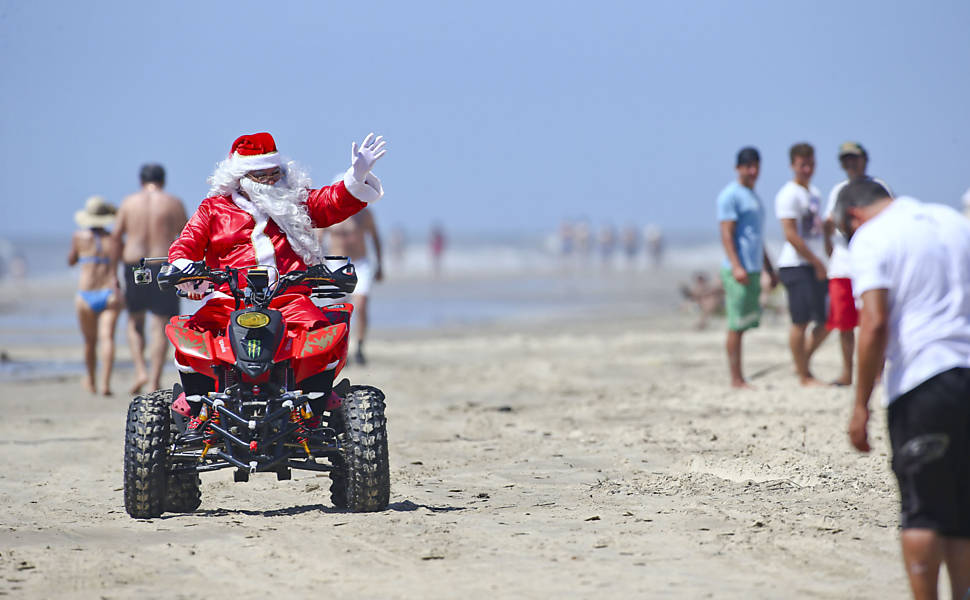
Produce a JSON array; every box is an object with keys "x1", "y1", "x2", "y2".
[{"x1": 245, "y1": 167, "x2": 282, "y2": 183}]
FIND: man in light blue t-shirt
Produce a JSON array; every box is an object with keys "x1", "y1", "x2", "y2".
[{"x1": 717, "y1": 146, "x2": 778, "y2": 388}]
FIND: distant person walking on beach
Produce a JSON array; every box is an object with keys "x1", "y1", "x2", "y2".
[
  {"x1": 325, "y1": 207, "x2": 383, "y2": 365},
  {"x1": 388, "y1": 225, "x2": 407, "y2": 273},
  {"x1": 823, "y1": 142, "x2": 890, "y2": 386},
  {"x1": 68, "y1": 197, "x2": 123, "y2": 396},
  {"x1": 598, "y1": 223, "x2": 616, "y2": 266},
  {"x1": 621, "y1": 224, "x2": 640, "y2": 267},
  {"x1": 430, "y1": 223, "x2": 446, "y2": 277},
  {"x1": 717, "y1": 147, "x2": 778, "y2": 388},
  {"x1": 644, "y1": 224, "x2": 664, "y2": 268},
  {"x1": 775, "y1": 143, "x2": 829, "y2": 386},
  {"x1": 112, "y1": 164, "x2": 187, "y2": 393},
  {"x1": 836, "y1": 180, "x2": 970, "y2": 600}
]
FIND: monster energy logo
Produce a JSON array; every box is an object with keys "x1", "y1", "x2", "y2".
[{"x1": 245, "y1": 339, "x2": 262, "y2": 359}]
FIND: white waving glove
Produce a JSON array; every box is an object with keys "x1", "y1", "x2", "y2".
[{"x1": 350, "y1": 133, "x2": 387, "y2": 183}]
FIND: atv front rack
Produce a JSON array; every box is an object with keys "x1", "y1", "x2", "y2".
[{"x1": 170, "y1": 391, "x2": 341, "y2": 479}]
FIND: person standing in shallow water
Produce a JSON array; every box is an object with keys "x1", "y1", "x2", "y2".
[
  {"x1": 716, "y1": 146, "x2": 778, "y2": 388},
  {"x1": 112, "y1": 164, "x2": 188, "y2": 394},
  {"x1": 68, "y1": 196, "x2": 123, "y2": 396}
]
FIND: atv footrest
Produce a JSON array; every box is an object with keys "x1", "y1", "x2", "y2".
[{"x1": 287, "y1": 459, "x2": 334, "y2": 472}]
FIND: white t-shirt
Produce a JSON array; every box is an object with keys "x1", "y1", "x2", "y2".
[
  {"x1": 849, "y1": 197, "x2": 970, "y2": 404},
  {"x1": 825, "y1": 177, "x2": 892, "y2": 279},
  {"x1": 824, "y1": 181, "x2": 853, "y2": 279},
  {"x1": 775, "y1": 181, "x2": 826, "y2": 268}
]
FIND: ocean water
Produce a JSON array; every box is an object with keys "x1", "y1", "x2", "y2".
[{"x1": 0, "y1": 230, "x2": 734, "y2": 380}]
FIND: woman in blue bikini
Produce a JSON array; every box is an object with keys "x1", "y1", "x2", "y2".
[{"x1": 68, "y1": 196, "x2": 123, "y2": 395}]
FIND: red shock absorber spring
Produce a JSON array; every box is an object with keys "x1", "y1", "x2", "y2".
[
  {"x1": 205, "y1": 407, "x2": 221, "y2": 445},
  {"x1": 289, "y1": 408, "x2": 308, "y2": 444},
  {"x1": 200, "y1": 405, "x2": 222, "y2": 460},
  {"x1": 290, "y1": 408, "x2": 312, "y2": 457}
]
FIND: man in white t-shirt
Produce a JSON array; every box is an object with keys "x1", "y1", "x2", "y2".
[
  {"x1": 775, "y1": 142, "x2": 829, "y2": 385},
  {"x1": 835, "y1": 178, "x2": 970, "y2": 599},
  {"x1": 822, "y1": 142, "x2": 890, "y2": 386}
]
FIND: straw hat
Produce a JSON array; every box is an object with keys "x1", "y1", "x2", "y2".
[{"x1": 74, "y1": 196, "x2": 117, "y2": 228}]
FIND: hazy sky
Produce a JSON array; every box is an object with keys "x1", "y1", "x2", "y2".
[{"x1": 2, "y1": 0, "x2": 968, "y2": 239}]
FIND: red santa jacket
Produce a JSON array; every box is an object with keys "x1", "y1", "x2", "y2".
[{"x1": 169, "y1": 181, "x2": 366, "y2": 292}]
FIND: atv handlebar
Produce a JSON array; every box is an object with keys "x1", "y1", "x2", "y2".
[{"x1": 136, "y1": 257, "x2": 358, "y2": 306}]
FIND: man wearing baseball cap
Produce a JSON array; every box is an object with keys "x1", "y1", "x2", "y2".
[{"x1": 822, "y1": 142, "x2": 891, "y2": 386}]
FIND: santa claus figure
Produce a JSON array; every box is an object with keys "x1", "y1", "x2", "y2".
[{"x1": 167, "y1": 131, "x2": 386, "y2": 398}]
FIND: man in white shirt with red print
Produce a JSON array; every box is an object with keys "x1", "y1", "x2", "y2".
[
  {"x1": 775, "y1": 142, "x2": 829, "y2": 386},
  {"x1": 836, "y1": 178, "x2": 970, "y2": 600}
]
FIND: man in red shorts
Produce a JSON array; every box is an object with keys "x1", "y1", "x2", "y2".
[
  {"x1": 167, "y1": 131, "x2": 386, "y2": 400},
  {"x1": 823, "y1": 142, "x2": 890, "y2": 385}
]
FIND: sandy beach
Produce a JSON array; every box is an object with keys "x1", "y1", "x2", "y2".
[{"x1": 0, "y1": 272, "x2": 907, "y2": 599}]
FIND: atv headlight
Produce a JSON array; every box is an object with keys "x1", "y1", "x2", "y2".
[{"x1": 236, "y1": 312, "x2": 270, "y2": 329}]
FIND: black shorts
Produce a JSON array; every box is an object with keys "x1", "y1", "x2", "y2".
[
  {"x1": 778, "y1": 266, "x2": 827, "y2": 325},
  {"x1": 888, "y1": 367, "x2": 970, "y2": 536},
  {"x1": 123, "y1": 263, "x2": 180, "y2": 317}
]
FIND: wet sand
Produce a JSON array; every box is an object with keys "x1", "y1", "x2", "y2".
[{"x1": 0, "y1": 277, "x2": 906, "y2": 599}]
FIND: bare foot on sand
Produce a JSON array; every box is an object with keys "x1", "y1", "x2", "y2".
[
  {"x1": 830, "y1": 377, "x2": 852, "y2": 387},
  {"x1": 129, "y1": 377, "x2": 147, "y2": 395},
  {"x1": 799, "y1": 376, "x2": 826, "y2": 387},
  {"x1": 730, "y1": 380, "x2": 755, "y2": 390},
  {"x1": 102, "y1": 389, "x2": 113, "y2": 397},
  {"x1": 82, "y1": 377, "x2": 96, "y2": 394}
]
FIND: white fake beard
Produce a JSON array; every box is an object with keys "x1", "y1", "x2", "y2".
[{"x1": 239, "y1": 175, "x2": 323, "y2": 265}]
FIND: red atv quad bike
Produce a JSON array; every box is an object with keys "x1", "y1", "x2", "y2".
[{"x1": 122, "y1": 258, "x2": 389, "y2": 518}]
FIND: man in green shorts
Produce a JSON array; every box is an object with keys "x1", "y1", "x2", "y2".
[{"x1": 716, "y1": 147, "x2": 778, "y2": 388}]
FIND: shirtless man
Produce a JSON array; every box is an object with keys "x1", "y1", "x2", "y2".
[
  {"x1": 323, "y1": 207, "x2": 383, "y2": 365},
  {"x1": 112, "y1": 164, "x2": 188, "y2": 393}
]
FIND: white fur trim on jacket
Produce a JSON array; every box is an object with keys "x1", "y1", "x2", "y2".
[
  {"x1": 231, "y1": 192, "x2": 279, "y2": 283},
  {"x1": 231, "y1": 151, "x2": 282, "y2": 172},
  {"x1": 342, "y1": 168, "x2": 383, "y2": 204}
]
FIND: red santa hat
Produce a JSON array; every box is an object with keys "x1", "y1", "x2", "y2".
[{"x1": 229, "y1": 132, "x2": 282, "y2": 171}]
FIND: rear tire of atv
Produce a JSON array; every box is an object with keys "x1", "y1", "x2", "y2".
[
  {"x1": 123, "y1": 390, "x2": 201, "y2": 518},
  {"x1": 331, "y1": 385, "x2": 389, "y2": 512}
]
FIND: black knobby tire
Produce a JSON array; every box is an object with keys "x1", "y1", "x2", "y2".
[
  {"x1": 332, "y1": 385, "x2": 390, "y2": 512},
  {"x1": 124, "y1": 390, "x2": 172, "y2": 518},
  {"x1": 123, "y1": 389, "x2": 201, "y2": 517},
  {"x1": 164, "y1": 415, "x2": 202, "y2": 513},
  {"x1": 328, "y1": 409, "x2": 348, "y2": 509}
]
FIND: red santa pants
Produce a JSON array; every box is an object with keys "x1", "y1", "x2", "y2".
[{"x1": 182, "y1": 293, "x2": 350, "y2": 374}]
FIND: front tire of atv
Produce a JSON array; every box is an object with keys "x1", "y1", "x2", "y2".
[
  {"x1": 164, "y1": 413, "x2": 202, "y2": 514},
  {"x1": 123, "y1": 390, "x2": 201, "y2": 518},
  {"x1": 330, "y1": 385, "x2": 389, "y2": 512}
]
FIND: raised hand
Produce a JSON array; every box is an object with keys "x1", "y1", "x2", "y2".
[{"x1": 351, "y1": 133, "x2": 387, "y2": 182}]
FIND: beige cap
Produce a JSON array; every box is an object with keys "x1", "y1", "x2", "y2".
[{"x1": 838, "y1": 141, "x2": 867, "y2": 158}]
